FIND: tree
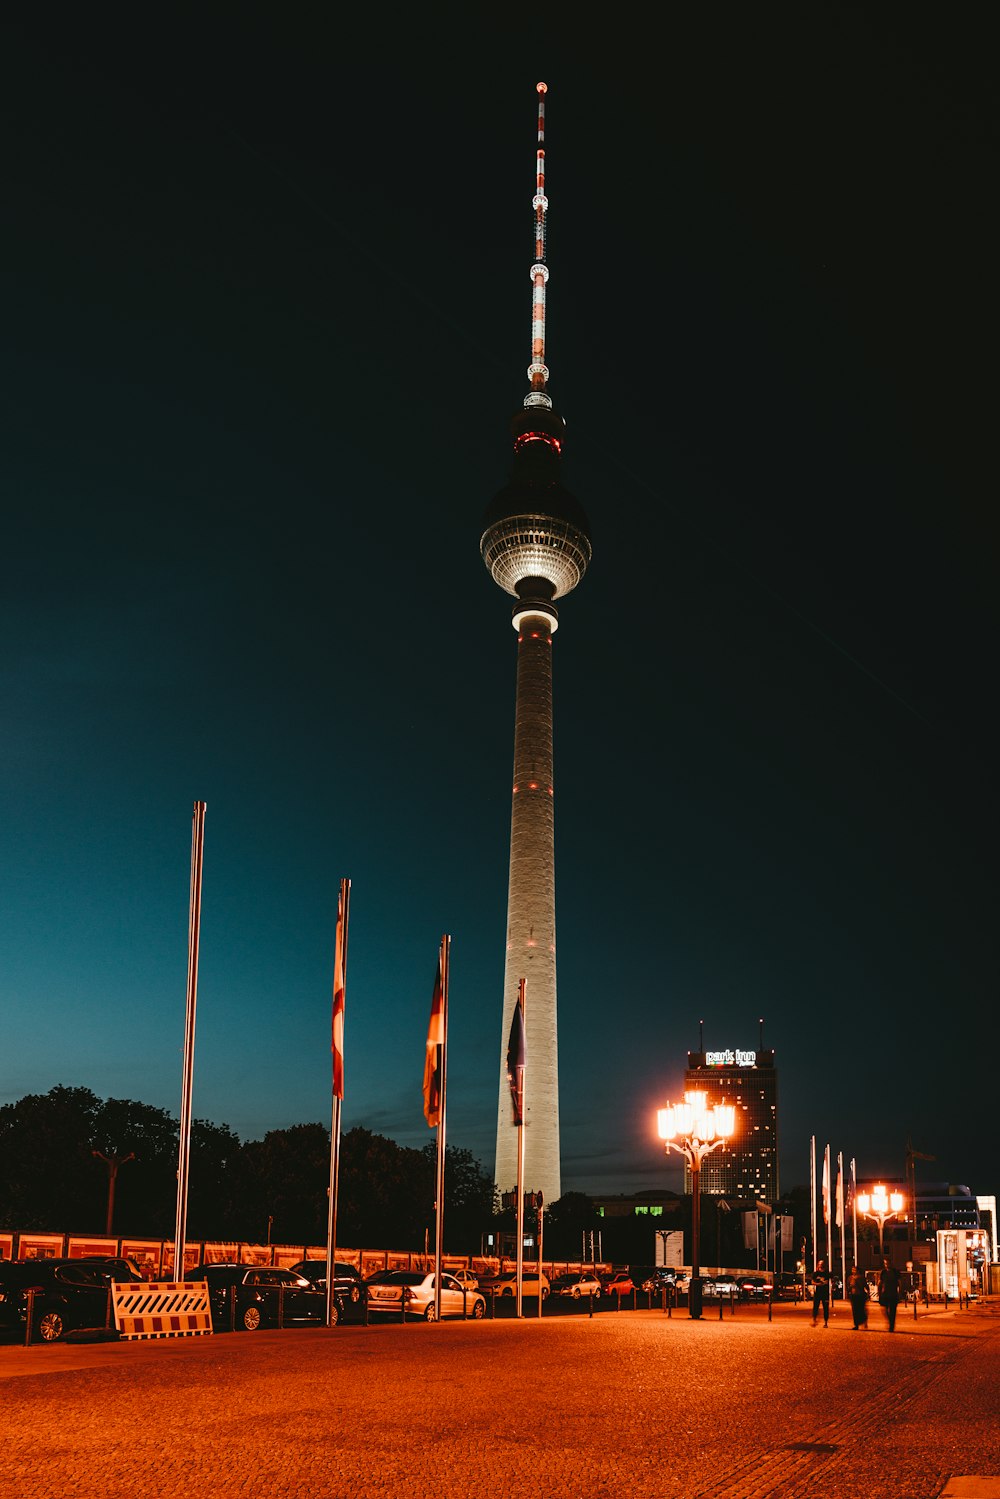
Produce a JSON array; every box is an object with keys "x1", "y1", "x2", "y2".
[
  {"x1": 544, "y1": 1191, "x2": 602, "y2": 1259},
  {"x1": 420, "y1": 1142, "x2": 496, "y2": 1253},
  {"x1": 0, "y1": 1086, "x2": 102, "y2": 1230},
  {"x1": 237, "y1": 1123, "x2": 331, "y2": 1245}
]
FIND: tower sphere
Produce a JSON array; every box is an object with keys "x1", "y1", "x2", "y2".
[{"x1": 480, "y1": 415, "x2": 592, "y2": 607}]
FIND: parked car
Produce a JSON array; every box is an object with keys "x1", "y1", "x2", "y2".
[
  {"x1": 478, "y1": 1269, "x2": 550, "y2": 1299},
  {"x1": 636, "y1": 1267, "x2": 676, "y2": 1295},
  {"x1": 450, "y1": 1268, "x2": 479, "y2": 1292},
  {"x1": 365, "y1": 1270, "x2": 486, "y2": 1321},
  {"x1": 737, "y1": 1276, "x2": 770, "y2": 1301},
  {"x1": 601, "y1": 1270, "x2": 634, "y2": 1297},
  {"x1": 0, "y1": 1256, "x2": 143, "y2": 1343},
  {"x1": 703, "y1": 1275, "x2": 739, "y2": 1299},
  {"x1": 772, "y1": 1272, "x2": 806, "y2": 1301},
  {"x1": 550, "y1": 1271, "x2": 602, "y2": 1300},
  {"x1": 188, "y1": 1264, "x2": 327, "y2": 1330},
  {"x1": 289, "y1": 1259, "x2": 367, "y2": 1306}
]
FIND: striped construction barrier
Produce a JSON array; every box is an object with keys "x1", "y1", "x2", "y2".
[{"x1": 112, "y1": 1282, "x2": 213, "y2": 1340}]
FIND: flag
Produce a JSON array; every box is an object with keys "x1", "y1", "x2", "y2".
[
  {"x1": 331, "y1": 890, "x2": 346, "y2": 1100},
  {"x1": 506, "y1": 1000, "x2": 526, "y2": 1126},
  {"x1": 423, "y1": 952, "x2": 444, "y2": 1127},
  {"x1": 822, "y1": 1150, "x2": 830, "y2": 1226},
  {"x1": 835, "y1": 1167, "x2": 843, "y2": 1228}
]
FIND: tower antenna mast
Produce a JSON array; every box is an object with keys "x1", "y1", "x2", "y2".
[{"x1": 527, "y1": 82, "x2": 551, "y2": 410}]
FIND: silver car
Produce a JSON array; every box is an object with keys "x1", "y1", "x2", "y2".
[{"x1": 365, "y1": 1270, "x2": 485, "y2": 1322}]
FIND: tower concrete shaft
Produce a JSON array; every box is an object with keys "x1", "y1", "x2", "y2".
[{"x1": 495, "y1": 608, "x2": 560, "y2": 1204}]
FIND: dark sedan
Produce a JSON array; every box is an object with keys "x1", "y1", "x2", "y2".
[
  {"x1": 189, "y1": 1264, "x2": 328, "y2": 1331},
  {"x1": 0, "y1": 1257, "x2": 142, "y2": 1343},
  {"x1": 289, "y1": 1259, "x2": 367, "y2": 1308}
]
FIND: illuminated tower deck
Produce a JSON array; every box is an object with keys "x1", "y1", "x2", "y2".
[{"x1": 482, "y1": 84, "x2": 591, "y2": 1206}]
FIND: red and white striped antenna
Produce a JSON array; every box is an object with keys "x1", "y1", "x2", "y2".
[{"x1": 526, "y1": 82, "x2": 551, "y2": 410}]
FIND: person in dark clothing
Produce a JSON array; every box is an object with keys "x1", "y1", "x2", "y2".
[
  {"x1": 846, "y1": 1264, "x2": 869, "y2": 1329},
  {"x1": 811, "y1": 1260, "x2": 831, "y2": 1326},
  {"x1": 878, "y1": 1257, "x2": 901, "y2": 1331}
]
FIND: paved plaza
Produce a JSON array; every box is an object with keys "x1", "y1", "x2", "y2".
[{"x1": 1, "y1": 1299, "x2": 998, "y2": 1498}]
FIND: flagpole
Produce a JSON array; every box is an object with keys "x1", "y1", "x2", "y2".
[
  {"x1": 173, "y1": 800, "x2": 205, "y2": 1280},
  {"x1": 838, "y1": 1149, "x2": 846, "y2": 1284},
  {"x1": 851, "y1": 1156, "x2": 858, "y2": 1267},
  {"x1": 515, "y1": 978, "x2": 525, "y2": 1319},
  {"x1": 326, "y1": 877, "x2": 350, "y2": 1327},
  {"x1": 809, "y1": 1135, "x2": 817, "y2": 1273},
  {"x1": 825, "y1": 1144, "x2": 833, "y2": 1300},
  {"x1": 434, "y1": 935, "x2": 450, "y2": 1322}
]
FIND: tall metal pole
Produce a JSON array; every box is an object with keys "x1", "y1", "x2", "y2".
[
  {"x1": 326, "y1": 877, "x2": 350, "y2": 1326},
  {"x1": 810, "y1": 1135, "x2": 817, "y2": 1272},
  {"x1": 825, "y1": 1143, "x2": 834, "y2": 1300},
  {"x1": 838, "y1": 1149, "x2": 847, "y2": 1282},
  {"x1": 515, "y1": 979, "x2": 525, "y2": 1318},
  {"x1": 174, "y1": 800, "x2": 205, "y2": 1280},
  {"x1": 851, "y1": 1156, "x2": 858, "y2": 1267},
  {"x1": 433, "y1": 935, "x2": 450, "y2": 1321}
]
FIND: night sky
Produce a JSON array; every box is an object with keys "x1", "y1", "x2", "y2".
[{"x1": 3, "y1": 9, "x2": 996, "y2": 1207}]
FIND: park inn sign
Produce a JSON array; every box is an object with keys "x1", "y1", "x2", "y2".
[{"x1": 705, "y1": 1049, "x2": 757, "y2": 1068}]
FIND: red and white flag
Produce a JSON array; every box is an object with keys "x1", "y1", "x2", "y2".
[
  {"x1": 835, "y1": 1167, "x2": 844, "y2": 1229},
  {"x1": 423, "y1": 951, "x2": 444, "y2": 1128},
  {"x1": 822, "y1": 1149, "x2": 830, "y2": 1226},
  {"x1": 331, "y1": 889, "x2": 346, "y2": 1100}
]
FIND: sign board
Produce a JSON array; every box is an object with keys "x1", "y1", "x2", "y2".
[
  {"x1": 705, "y1": 1049, "x2": 757, "y2": 1068},
  {"x1": 656, "y1": 1230, "x2": 684, "y2": 1268}
]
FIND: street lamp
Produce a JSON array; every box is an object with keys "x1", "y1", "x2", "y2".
[
  {"x1": 856, "y1": 1183, "x2": 905, "y2": 1256},
  {"x1": 657, "y1": 1091, "x2": 736, "y2": 1320}
]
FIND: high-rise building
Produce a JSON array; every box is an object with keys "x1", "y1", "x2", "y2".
[
  {"x1": 481, "y1": 85, "x2": 591, "y2": 1206},
  {"x1": 684, "y1": 1039, "x2": 779, "y2": 1201}
]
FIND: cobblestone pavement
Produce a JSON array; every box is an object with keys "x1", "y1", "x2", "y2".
[{"x1": 1, "y1": 1299, "x2": 997, "y2": 1498}]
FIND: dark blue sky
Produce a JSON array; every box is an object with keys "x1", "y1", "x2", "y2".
[{"x1": 2, "y1": 8, "x2": 996, "y2": 1204}]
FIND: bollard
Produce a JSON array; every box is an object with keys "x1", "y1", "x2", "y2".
[
  {"x1": 24, "y1": 1288, "x2": 36, "y2": 1346},
  {"x1": 106, "y1": 1286, "x2": 113, "y2": 1332},
  {"x1": 731, "y1": 1288, "x2": 736, "y2": 1317},
  {"x1": 463, "y1": 1286, "x2": 467, "y2": 1320},
  {"x1": 588, "y1": 1292, "x2": 594, "y2": 1319},
  {"x1": 229, "y1": 1285, "x2": 236, "y2": 1333},
  {"x1": 768, "y1": 1288, "x2": 773, "y2": 1323},
  {"x1": 278, "y1": 1285, "x2": 285, "y2": 1329},
  {"x1": 667, "y1": 1288, "x2": 672, "y2": 1320},
  {"x1": 913, "y1": 1292, "x2": 917, "y2": 1321},
  {"x1": 718, "y1": 1297, "x2": 723, "y2": 1321}
]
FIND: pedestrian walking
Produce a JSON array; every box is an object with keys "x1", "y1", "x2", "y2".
[
  {"x1": 811, "y1": 1260, "x2": 831, "y2": 1327},
  {"x1": 878, "y1": 1257, "x2": 901, "y2": 1332},
  {"x1": 847, "y1": 1263, "x2": 869, "y2": 1330}
]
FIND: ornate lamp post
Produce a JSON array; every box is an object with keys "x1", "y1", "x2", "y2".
[
  {"x1": 856, "y1": 1184, "x2": 905, "y2": 1257},
  {"x1": 657, "y1": 1091, "x2": 736, "y2": 1320}
]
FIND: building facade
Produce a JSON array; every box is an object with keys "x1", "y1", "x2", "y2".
[{"x1": 683, "y1": 1046, "x2": 779, "y2": 1201}]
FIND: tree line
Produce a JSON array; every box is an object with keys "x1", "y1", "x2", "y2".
[{"x1": 0, "y1": 1086, "x2": 497, "y2": 1252}]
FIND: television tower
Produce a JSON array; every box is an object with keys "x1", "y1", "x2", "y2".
[{"x1": 481, "y1": 83, "x2": 591, "y2": 1206}]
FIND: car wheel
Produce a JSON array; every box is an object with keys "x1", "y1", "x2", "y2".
[
  {"x1": 242, "y1": 1305, "x2": 262, "y2": 1331},
  {"x1": 350, "y1": 1285, "x2": 360, "y2": 1303},
  {"x1": 472, "y1": 1298, "x2": 485, "y2": 1320},
  {"x1": 37, "y1": 1310, "x2": 65, "y2": 1343},
  {"x1": 542, "y1": 1288, "x2": 549, "y2": 1300},
  {"x1": 328, "y1": 1302, "x2": 340, "y2": 1327},
  {"x1": 424, "y1": 1303, "x2": 438, "y2": 1323},
  {"x1": 594, "y1": 1288, "x2": 601, "y2": 1299},
  {"x1": 502, "y1": 1287, "x2": 513, "y2": 1297}
]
